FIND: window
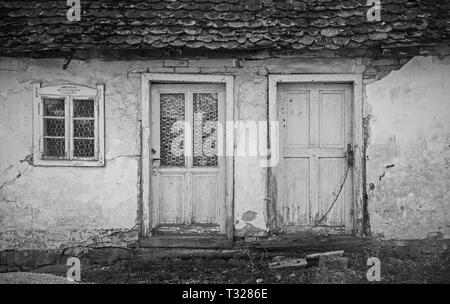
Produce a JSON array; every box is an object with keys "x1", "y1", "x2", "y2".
[{"x1": 33, "y1": 83, "x2": 105, "y2": 166}]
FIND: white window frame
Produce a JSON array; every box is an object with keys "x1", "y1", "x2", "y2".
[{"x1": 32, "y1": 83, "x2": 105, "y2": 167}]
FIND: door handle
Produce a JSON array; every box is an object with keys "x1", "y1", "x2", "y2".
[{"x1": 152, "y1": 158, "x2": 161, "y2": 175}]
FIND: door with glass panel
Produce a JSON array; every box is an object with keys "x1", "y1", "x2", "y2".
[{"x1": 150, "y1": 84, "x2": 226, "y2": 236}]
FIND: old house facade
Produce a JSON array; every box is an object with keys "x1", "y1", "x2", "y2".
[{"x1": 0, "y1": 0, "x2": 449, "y2": 251}]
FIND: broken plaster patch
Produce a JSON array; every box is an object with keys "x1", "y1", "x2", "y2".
[{"x1": 241, "y1": 211, "x2": 257, "y2": 222}]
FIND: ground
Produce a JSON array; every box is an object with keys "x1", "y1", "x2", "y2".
[
  {"x1": 2, "y1": 236, "x2": 449, "y2": 284},
  {"x1": 51, "y1": 249, "x2": 450, "y2": 284},
  {"x1": 0, "y1": 272, "x2": 77, "y2": 284}
]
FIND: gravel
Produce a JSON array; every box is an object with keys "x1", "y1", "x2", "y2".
[{"x1": 0, "y1": 272, "x2": 79, "y2": 284}]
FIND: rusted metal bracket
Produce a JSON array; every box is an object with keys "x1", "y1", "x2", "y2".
[
  {"x1": 345, "y1": 144, "x2": 354, "y2": 168},
  {"x1": 62, "y1": 50, "x2": 74, "y2": 70}
]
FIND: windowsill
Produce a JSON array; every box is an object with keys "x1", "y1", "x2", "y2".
[{"x1": 33, "y1": 158, "x2": 105, "y2": 167}]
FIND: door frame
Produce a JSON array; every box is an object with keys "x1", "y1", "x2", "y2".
[
  {"x1": 268, "y1": 74, "x2": 364, "y2": 235},
  {"x1": 140, "y1": 73, "x2": 234, "y2": 241}
]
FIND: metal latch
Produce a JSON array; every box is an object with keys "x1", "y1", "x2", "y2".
[{"x1": 345, "y1": 144, "x2": 354, "y2": 167}]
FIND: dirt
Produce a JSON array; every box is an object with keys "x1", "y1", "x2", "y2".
[
  {"x1": 27, "y1": 243, "x2": 450, "y2": 284},
  {"x1": 0, "y1": 272, "x2": 78, "y2": 284}
]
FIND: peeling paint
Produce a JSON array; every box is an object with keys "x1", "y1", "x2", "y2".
[
  {"x1": 366, "y1": 56, "x2": 450, "y2": 239},
  {"x1": 0, "y1": 57, "x2": 140, "y2": 249}
]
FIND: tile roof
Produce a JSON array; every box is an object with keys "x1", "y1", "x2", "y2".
[{"x1": 0, "y1": 0, "x2": 449, "y2": 55}]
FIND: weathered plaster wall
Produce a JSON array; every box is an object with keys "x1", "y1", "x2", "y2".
[
  {"x1": 2, "y1": 54, "x2": 448, "y2": 249},
  {"x1": 233, "y1": 66, "x2": 268, "y2": 237},
  {"x1": 232, "y1": 57, "x2": 364, "y2": 237},
  {"x1": 1, "y1": 56, "x2": 365, "y2": 245},
  {"x1": 0, "y1": 57, "x2": 141, "y2": 249},
  {"x1": 366, "y1": 56, "x2": 450, "y2": 240}
]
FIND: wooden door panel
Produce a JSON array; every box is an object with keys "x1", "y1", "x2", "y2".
[
  {"x1": 318, "y1": 158, "x2": 346, "y2": 225},
  {"x1": 285, "y1": 92, "x2": 310, "y2": 148},
  {"x1": 278, "y1": 83, "x2": 353, "y2": 232},
  {"x1": 319, "y1": 91, "x2": 345, "y2": 148},
  {"x1": 192, "y1": 174, "x2": 219, "y2": 224},
  {"x1": 284, "y1": 158, "x2": 309, "y2": 225},
  {"x1": 159, "y1": 174, "x2": 185, "y2": 224}
]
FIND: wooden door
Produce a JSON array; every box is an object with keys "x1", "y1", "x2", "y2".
[
  {"x1": 277, "y1": 83, "x2": 353, "y2": 233},
  {"x1": 150, "y1": 84, "x2": 226, "y2": 236}
]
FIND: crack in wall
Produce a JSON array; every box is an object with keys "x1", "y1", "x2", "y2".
[
  {"x1": 60, "y1": 224, "x2": 139, "y2": 251},
  {"x1": 106, "y1": 155, "x2": 139, "y2": 162},
  {"x1": 0, "y1": 154, "x2": 33, "y2": 193}
]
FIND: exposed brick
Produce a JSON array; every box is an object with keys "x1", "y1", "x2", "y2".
[
  {"x1": 128, "y1": 62, "x2": 148, "y2": 73},
  {"x1": 354, "y1": 64, "x2": 366, "y2": 74},
  {"x1": 13, "y1": 250, "x2": 35, "y2": 268},
  {"x1": 370, "y1": 59, "x2": 399, "y2": 66},
  {"x1": 363, "y1": 78, "x2": 376, "y2": 84},
  {"x1": 147, "y1": 60, "x2": 164, "y2": 68},
  {"x1": 189, "y1": 59, "x2": 237, "y2": 68},
  {"x1": 199, "y1": 67, "x2": 227, "y2": 73},
  {"x1": 399, "y1": 58, "x2": 411, "y2": 65},
  {"x1": 174, "y1": 67, "x2": 201, "y2": 73},
  {"x1": 0, "y1": 265, "x2": 20, "y2": 273},
  {"x1": 256, "y1": 66, "x2": 268, "y2": 76},
  {"x1": 164, "y1": 60, "x2": 188, "y2": 67},
  {"x1": 225, "y1": 67, "x2": 238, "y2": 73},
  {"x1": 363, "y1": 67, "x2": 378, "y2": 78},
  {"x1": 0, "y1": 250, "x2": 14, "y2": 265},
  {"x1": 377, "y1": 65, "x2": 403, "y2": 73},
  {"x1": 34, "y1": 250, "x2": 60, "y2": 267},
  {"x1": 148, "y1": 67, "x2": 175, "y2": 73}
]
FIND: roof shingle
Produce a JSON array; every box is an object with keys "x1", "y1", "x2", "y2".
[{"x1": 0, "y1": 0, "x2": 448, "y2": 55}]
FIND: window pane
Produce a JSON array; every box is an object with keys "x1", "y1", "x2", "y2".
[
  {"x1": 160, "y1": 93, "x2": 185, "y2": 167},
  {"x1": 44, "y1": 118, "x2": 65, "y2": 137},
  {"x1": 74, "y1": 120, "x2": 94, "y2": 138},
  {"x1": 43, "y1": 98, "x2": 65, "y2": 117},
  {"x1": 193, "y1": 93, "x2": 218, "y2": 167},
  {"x1": 74, "y1": 139, "x2": 95, "y2": 158},
  {"x1": 44, "y1": 138, "x2": 65, "y2": 157},
  {"x1": 73, "y1": 99, "x2": 94, "y2": 118}
]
